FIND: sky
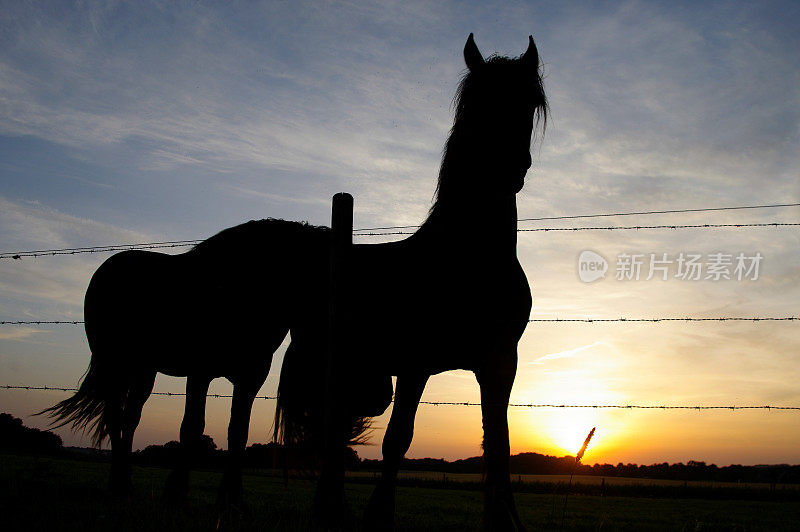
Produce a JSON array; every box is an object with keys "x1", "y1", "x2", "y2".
[{"x1": 1, "y1": 0, "x2": 799, "y2": 466}]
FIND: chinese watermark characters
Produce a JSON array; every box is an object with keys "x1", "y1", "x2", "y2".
[{"x1": 578, "y1": 251, "x2": 762, "y2": 283}]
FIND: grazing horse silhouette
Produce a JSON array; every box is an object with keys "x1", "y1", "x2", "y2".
[
  {"x1": 277, "y1": 34, "x2": 547, "y2": 530},
  {"x1": 40, "y1": 220, "x2": 339, "y2": 505}
]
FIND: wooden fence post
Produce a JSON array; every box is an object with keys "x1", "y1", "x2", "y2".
[
  {"x1": 328, "y1": 192, "x2": 353, "y2": 412},
  {"x1": 316, "y1": 192, "x2": 353, "y2": 516},
  {"x1": 330, "y1": 192, "x2": 354, "y2": 344}
]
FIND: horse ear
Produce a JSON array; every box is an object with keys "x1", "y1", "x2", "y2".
[
  {"x1": 522, "y1": 35, "x2": 539, "y2": 70},
  {"x1": 464, "y1": 33, "x2": 484, "y2": 71}
]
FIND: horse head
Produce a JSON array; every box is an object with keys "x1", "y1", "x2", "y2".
[{"x1": 448, "y1": 33, "x2": 548, "y2": 197}]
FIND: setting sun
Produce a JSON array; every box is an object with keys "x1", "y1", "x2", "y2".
[{"x1": 546, "y1": 412, "x2": 600, "y2": 456}]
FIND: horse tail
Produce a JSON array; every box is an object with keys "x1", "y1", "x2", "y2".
[
  {"x1": 274, "y1": 341, "x2": 373, "y2": 451},
  {"x1": 37, "y1": 360, "x2": 110, "y2": 447},
  {"x1": 274, "y1": 341, "x2": 319, "y2": 448},
  {"x1": 37, "y1": 252, "x2": 133, "y2": 447}
]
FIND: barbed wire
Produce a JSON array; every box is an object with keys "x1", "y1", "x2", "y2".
[
  {"x1": 352, "y1": 202, "x2": 800, "y2": 232},
  {"x1": 0, "y1": 240, "x2": 203, "y2": 259},
  {"x1": 421, "y1": 401, "x2": 800, "y2": 411},
  {"x1": 2, "y1": 220, "x2": 798, "y2": 259},
  {"x1": 350, "y1": 222, "x2": 800, "y2": 237},
  {"x1": 516, "y1": 202, "x2": 800, "y2": 223},
  {"x1": 2, "y1": 385, "x2": 797, "y2": 410},
  {"x1": 1, "y1": 320, "x2": 84, "y2": 325},
  {"x1": 516, "y1": 222, "x2": 800, "y2": 233},
  {"x1": 2, "y1": 317, "x2": 798, "y2": 326},
  {"x1": 528, "y1": 317, "x2": 799, "y2": 323},
  {"x1": 0, "y1": 385, "x2": 276, "y2": 400}
]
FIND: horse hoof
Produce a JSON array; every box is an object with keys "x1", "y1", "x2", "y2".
[
  {"x1": 109, "y1": 462, "x2": 132, "y2": 497},
  {"x1": 217, "y1": 472, "x2": 246, "y2": 511},
  {"x1": 363, "y1": 487, "x2": 395, "y2": 531},
  {"x1": 216, "y1": 491, "x2": 248, "y2": 515},
  {"x1": 163, "y1": 472, "x2": 190, "y2": 507},
  {"x1": 109, "y1": 476, "x2": 132, "y2": 498},
  {"x1": 312, "y1": 490, "x2": 352, "y2": 529},
  {"x1": 483, "y1": 490, "x2": 527, "y2": 531},
  {"x1": 215, "y1": 501, "x2": 252, "y2": 531},
  {"x1": 363, "y1": 512, "x2": 394, "y2": 531}
]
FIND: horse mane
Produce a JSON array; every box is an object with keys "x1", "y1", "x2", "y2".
[
  {"x1": 423, "y1": 53, "x2": 548, "y2": 226},
  {"x1": 189, "y1": 218, "x2": 329, "y2": 260}
]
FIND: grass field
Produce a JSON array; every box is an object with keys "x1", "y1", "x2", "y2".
[
  {"x1": 349, "y1": 470, "x2": 800, "y2": 490},
  {"x1": 3, "y1": 453, "x2": 800, "y2": 531}
]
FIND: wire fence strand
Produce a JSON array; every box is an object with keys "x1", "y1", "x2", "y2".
[
  {"x1": 351, "y1": 222, "x2": 800, "y2": 237},
  {"x1": 0, "y1": 384, "x2": 800, "y2": 411},
  {"x1": 2, "y1": 222, "x2": 798, "y2": 259},
  {"x1": 352, "y1": 202, "x2": 800, "y2": 232},
  {"x1": 2, "y1": 316, "x2": 799, "y2": 326},
  {"x1": 0, "y1": 240, "x2": 203, "y2": 259},
  {"x1": 516, "y1": 202, "x2": 800, "y2": 223},
  {"x1": 1, "y1": 320, "x2": 84, "y2": 325},
  {"x1": 2, "y1": 385, "x2": 797, "y2": 410},
  {"x1": 2, "y1": 317, "x2": 799, "y2": 325},
  {"x1": 0, "y1": 385, "x2": 276, "y2": 400},
  {"x1": 516, "y1": 223, "x2": 800, "y2": 233},
  {"x1": 528, "y1": 317, "x2": 799, "y2": 323}
]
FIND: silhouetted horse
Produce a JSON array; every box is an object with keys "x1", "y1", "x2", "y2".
[
  {"x1": 276, "y1": 34, "x2": 547, "y2": 531},
  {"x1": 43, "y1": 33, "x2": 545, "y2": 529},
  {"x1": 39, "y1": 220, "x2": 340, "y2": 505}
]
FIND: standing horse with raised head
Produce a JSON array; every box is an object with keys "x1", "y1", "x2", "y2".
[{"x1": 277, "y1": 34, "x2": 547, "y2": 530}]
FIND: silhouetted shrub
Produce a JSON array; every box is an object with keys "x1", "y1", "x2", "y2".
[{"x1": 0, "y1": 412, "x2": 63, "y2": 454}]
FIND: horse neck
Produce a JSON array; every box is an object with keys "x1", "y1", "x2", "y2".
[
  {"x1": 416, "y1": 118, "x2": 524, "y2": 255},
  {"x1": 418, "y1": 192, "x2": 519, "y2": 255}
]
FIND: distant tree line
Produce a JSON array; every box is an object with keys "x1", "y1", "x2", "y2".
[
  {"x1": 3, "y1": 413, "x2": 798, "y2": 484},
  {"x1": 361, "y1": 452, "x2": 800, "y2": 484}
]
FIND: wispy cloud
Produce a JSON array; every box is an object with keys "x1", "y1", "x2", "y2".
[
  {"x1": 0, "y1": 197, "x2": 156, "y2": 251},
  {"x1": 0, "y1": 327, "x2": 44, "y2": 341},
  {"x1": 0, "y1": 196, "x2": 161, "y2": 308},
  {"x1": 530, "y1": 341, "x2": 604, "y2": 365}
]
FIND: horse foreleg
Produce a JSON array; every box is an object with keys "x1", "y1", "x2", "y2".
[
  {"x1": 218, "y1": 373, "x2": 265, "y2": 509},
  {"x1": 477, "y1": 349, "x2": 527, "y2": 532},
  {"x1": 364, "y1": 374, "x2": 428, "y2": 531},
  {"x1": 165, "y1": 375, "x2": 211, "y2": 504}
]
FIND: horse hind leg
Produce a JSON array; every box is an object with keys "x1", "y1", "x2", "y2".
[
  {"x1": 106, "y1": 392, "x2": 127, "y2": 495},
  {"x1": 364, "y1": 374, "x2": 428, "y2": 531},
  {"x1": 165, "y1": 375, "x2": 212, "y2": 504},
  {"x1": 108, "y1": 371, "x2": 156, "y2": 496}
]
